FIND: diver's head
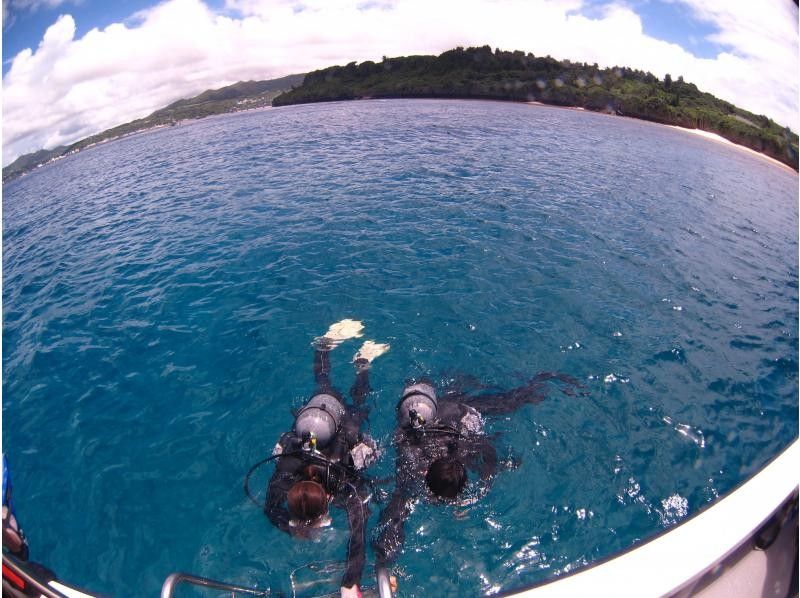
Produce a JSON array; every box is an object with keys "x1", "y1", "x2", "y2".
[
  {"x1": 397, "y1": 383, "x2": 438, "y2": 428},
  {"x1": 425, "y1": 457, "x2": 467, "y2": 498},
  {"x1": 287, "y1": 480, "x2": 329, "y2": 525}
]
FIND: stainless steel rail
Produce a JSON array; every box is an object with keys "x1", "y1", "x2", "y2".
[
  {"x1": 160, "y1": 572, "x2": 270, "y2": 598},
  {"x1": 2, "y1": 553, "x2": 69, "y2": 598}
]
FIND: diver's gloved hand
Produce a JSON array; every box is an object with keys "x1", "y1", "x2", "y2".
[
  {"x1": 340, "y1": 583, "x2": 362, "y2": 598},
  {"x1": 375, "y1": 567, "x2": 397, "y2": 598},
  {"x1": 350, "y1": 436, "x2": 379, "y2": 470}
]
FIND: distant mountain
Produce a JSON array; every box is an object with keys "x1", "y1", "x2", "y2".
[
  {"x1": 3, "y1": 73, "x2": 305, "y2": 182},
  {"x1": 273, "y1": 46, "x2": 799, "y2": 169}
]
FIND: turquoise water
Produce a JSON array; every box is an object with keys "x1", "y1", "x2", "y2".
[{"x1": 2, "y1": 99, "x2": 798, "y2": 596}]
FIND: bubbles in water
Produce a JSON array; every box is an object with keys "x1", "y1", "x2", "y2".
[
  {"x1": 663, "y1": 415, "x2": 706, "y2": 448},
  {"x1": 513, "y1": 537, "x2": 543, "y2": 565},
  {"x1": 480, "y1": 574, "x2": 502, "y2": 595},
  {"x1": 485, "y1": 518, "x2": 502, "y2": 530},
  {"x1": 659, "y1": 494, "x2": 689, "y2": 525},
  {"x1": 675, "y1": 423, "x2": 705, "y2": 448}
]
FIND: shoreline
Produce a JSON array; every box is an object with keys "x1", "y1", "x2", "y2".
[
  {"x1": 524, "y1": 100, "x2": 796, "y2": 173},
  {"x1": 8, "y1": 98, "x2": 796, "y2": 180},
  {"x1": 664, "y1": 125, "x2": 796, "y2": 173}
]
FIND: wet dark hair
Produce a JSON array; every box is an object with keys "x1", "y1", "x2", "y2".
[
  {"x1": 287, "y1": 480, "x2": 328, "y2": 522},
  {"x1": 425, "y1": 457, "x2": 467, "y2": 498}
]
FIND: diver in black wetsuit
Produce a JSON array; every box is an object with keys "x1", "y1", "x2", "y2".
[
  {"x1": 264, "y1": 322, "x2": 389, "y2": 598},
  {"x1": 372, "y1": 373, "x2": 583, "y2": 590}
]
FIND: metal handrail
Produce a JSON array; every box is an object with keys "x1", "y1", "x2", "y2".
[
  {"x1": 160, "y1": 572, "x2": 270, "y2": 598},
  {"x1": 2, "y1": 552, "x2": 69, "y2": 598}
]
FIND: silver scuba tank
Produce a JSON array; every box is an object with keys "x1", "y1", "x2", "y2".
[
  {"x1": 397, "y1": 383, "x2": 438, "y2": 427},
  {"x1": 293, "y1": 393, "x2": 346, "y2": 448}
]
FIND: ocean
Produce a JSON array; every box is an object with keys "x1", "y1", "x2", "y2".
[{"x1": 2, "y1": 99, "x2": 797, "y2": 596}]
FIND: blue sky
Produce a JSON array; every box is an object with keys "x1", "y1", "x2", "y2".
[
  {"x1": 1, "y1": 0, "x2": 733, "y2": 69},
  {"x1": 3, "y1": 2, "x2": 140, "y2": 70},
  {"x1": 572, "y1": 0, "x2": 727, "y2": 59},
  {"x1": 2, "y1": 0, "x2": 798, "y2": 165},
  {"x1": 2, "y1": 0, "x2": 228, "y2": 72}
]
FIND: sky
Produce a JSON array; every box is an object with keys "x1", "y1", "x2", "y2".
[{"x1": 2, "y1": 0, "x2": 798, "y2": 166}]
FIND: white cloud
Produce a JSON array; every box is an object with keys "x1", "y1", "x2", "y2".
[
  {"x1": 671, "y1": 0, "x2": 799, "y2": 123},
  {"x1": 3, "y1": 0, "x2": 79, "y2": 27},
  {"x1": 3, "y1": 0, "x2": 798, "y2": 165}
]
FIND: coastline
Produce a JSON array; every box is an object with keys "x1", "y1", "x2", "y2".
[
  {"x1": 3, "y1": 105, "x2": 275, "y2": 181},
  {"x1": 525, "y1": 100, "x2": 796, "y2": 173},
  {"x1": 664, "y1": 125, "x2": 797, "y2": 173},
  {"x1": 8, "y1": 98, "x2": 796, "y2": 180}
]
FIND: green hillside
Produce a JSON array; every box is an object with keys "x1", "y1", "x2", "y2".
[
  {"x1": 273, "y1": 46, "x2": 798, "y2": 169},
  {"x1": 3, "y1": 74, "x2": 304, "y2": 181}
]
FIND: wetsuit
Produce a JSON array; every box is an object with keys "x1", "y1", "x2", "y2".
[
  {"x1": 374, "y1": 373, "x2": 582, "y2": 568},
  {"x1": 265, "y1": 348, "x2": 372, "y2": 590}
]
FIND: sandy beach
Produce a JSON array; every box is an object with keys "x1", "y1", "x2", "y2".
[
  {"x1": 525, "y1": 101, "x2": 796, "y2": 173},
  {"x1": 664, "y1": 125, "x2": 796, "y2": 173}
]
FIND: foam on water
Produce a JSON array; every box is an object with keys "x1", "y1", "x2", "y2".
[{"x1": 2, "y1": 99, "x2": 797, "y2": 597}]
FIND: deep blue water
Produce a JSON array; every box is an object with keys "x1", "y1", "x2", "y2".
[{"x1": 3, "y1": 99, "x2": 798, "y2": 597}]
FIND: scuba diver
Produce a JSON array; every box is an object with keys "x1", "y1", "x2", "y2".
[
  {"x1": 260, "y1": 320, "x2": 389, "y2": 598},
  {"x1": 372, "y1": 373, "x2": 584, "y2": 594}
]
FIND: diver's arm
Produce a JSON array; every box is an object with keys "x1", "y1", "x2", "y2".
[
  {"x1": 340, "y1": 483, "x2": 368, "y2": 592},
  {"x1": 264, "y1": 470, "x2": 294, "y2": 534},
  {"x1": 373, "y1": 482, "x2": 415, "y2": 567},
  {"x1": 263, "y1": 436, "x2": 299, "y2": 534},
  {"x1": 464, "y1": 437, "x2": 498, "y2": 481}
]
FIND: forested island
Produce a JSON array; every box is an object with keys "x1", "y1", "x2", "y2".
[
  {"x1": 274, "y1": 46, "x2": 798, "y2": 169},
  {"x1": 5, "y1": 46, "x2": 798, "y2": 180},
  {"x1": 3, "y1": 74, "x2": 303, "y2": 181}
]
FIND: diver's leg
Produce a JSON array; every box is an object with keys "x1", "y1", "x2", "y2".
[
  {"x1": 349, "y1": 341, "x2": 390, "y2": 409},
  {"x1": 339, "y1": 361, "x2": 370, "y2": 444},
  {"x1": 461, "y1": 372, "x2": 585, "y2": 416},
  {"x1": 313, "y1": 346, "x2": 334, "y2": 392},
  {"x1": 350, "y1": 359, "x2": 371, "y2": 411},
  {"x1": 311, "y1": 319, "x2": 367, "y2": 392}
]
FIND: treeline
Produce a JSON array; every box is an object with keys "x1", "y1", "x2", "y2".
[
  {"x1": 273, "y1": 46, "x2": 798, "y2": 169},
  {"x1": 3, "y1": 74, "x2": 304, "y2": 181}
]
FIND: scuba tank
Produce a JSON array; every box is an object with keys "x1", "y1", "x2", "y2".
[
  {"x1": 397, "y1": 383, "x2": 438, "y2": 429},
  {"x1": 293, "y1": 393, "x2": 346, "y2": 449}
]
